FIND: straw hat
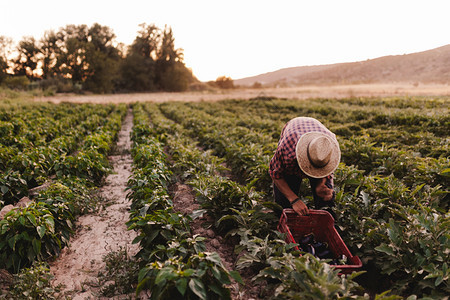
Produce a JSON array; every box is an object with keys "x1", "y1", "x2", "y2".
[{"x1": 295, "y1": 132, "x2": 341, "y2": 178}]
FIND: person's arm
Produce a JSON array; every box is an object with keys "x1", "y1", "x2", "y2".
[{"x1": 273, "y1": 177, "x2": 309, "y2": 215}]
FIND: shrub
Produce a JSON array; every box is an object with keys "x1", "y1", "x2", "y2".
[{"x1": 3, "y1": 76, "x2": 30, "y2": 90}]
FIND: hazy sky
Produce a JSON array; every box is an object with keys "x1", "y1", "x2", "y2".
[{"x1": 1, "y1": 0, "x2": 448, "y2": 81}]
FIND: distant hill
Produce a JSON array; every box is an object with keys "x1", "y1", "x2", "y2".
[{"x1": 234, "y1": 44, "x2": 450, "y2": 87}]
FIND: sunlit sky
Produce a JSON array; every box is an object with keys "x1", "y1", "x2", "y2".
[{"x1": 1, "y1": 0, "x2": 449, "y2": 81}]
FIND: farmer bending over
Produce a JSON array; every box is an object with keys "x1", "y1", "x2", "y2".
[{"x1": 269, "y1": 117, "x2": 341, "y2": 217}]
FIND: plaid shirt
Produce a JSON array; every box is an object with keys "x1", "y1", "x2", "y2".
[{"x1": 269, "y1": 117, "x2": 336, "y2": 179}]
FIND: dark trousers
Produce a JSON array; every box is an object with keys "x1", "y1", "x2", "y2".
[{"x1": 273, "y1": 175, "x2": 335, "y2": 212}]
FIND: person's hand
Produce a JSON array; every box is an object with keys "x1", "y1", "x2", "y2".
[
  {"x1": 292, "y1": 199, "x2": 309, "y2": 216},
  {"x1": 315, "y1": 177, "x2": 334, "y2": 201}
]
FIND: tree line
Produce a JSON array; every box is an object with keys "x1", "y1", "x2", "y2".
[{"x1": 0, "y1": 23, "x2": 197, "y2": 93}]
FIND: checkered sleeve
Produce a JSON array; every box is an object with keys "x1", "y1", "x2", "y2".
[{"x1": 269, "y1": 148, "x2": 284, "y2": 179}]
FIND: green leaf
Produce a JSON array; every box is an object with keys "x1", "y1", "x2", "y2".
[
  {"x1": 209, "y1": 283, "x2": 229, "y2": 298},
  {"x1": 206, "y1": 252, "x2": 223, "y2": 266},
  {"x1": 32, "y1": 238, "x2": 41, "y2": 255},
  {"x1": 229, "y1": 270, "x2": 244, "y2": 284},
  {"x1": 136, "y1": 277, "x2": 149, "y2": 294},
  {"x1": 36, "y1": 225, "x2": 46, "y2": 238},
  {"x1": 375, "y1": 244, "x2": 395, "y2": 256},
  {"x1": 410, "y1": 183, "x2": 425, "y2": 197},
  {"x1": 175, "y1": 278, "x2": 188, "y2": 295},
  {"x1": 155, "y1": 267, "x2": 177, "y2": 285},
  {"x1": 435, "y1": 276, "x2": 444, "y2": 286},
  {"x1": 190, "y1": 209, "x2": 206, "y2": 220},
  {"x1": 27, "y1": 214, "x2": 37, "y2": 226},
  {"x1": 182, "y1": 268, "x2": 195, "y2": 277},
  {"x1": 8, "y1": 234, "x2": 18, "y2": 251},
  {"x1": 387, "y1": 219, "x2": 402, "y2": 246},
  {"x1": 0, "y1": 185, "x2": 8, "y2": 194},
  {"x1": 146, "y1": 230, "x2": 159, "y2": 244},
  {"x1": 44, "y1": 216, "x2": 55, "y2": 233},
  {"x1": 18, "y1": 216, "x2": 26, "y2": 226},
  {"x1": 189, "y1": 278, "x2": 207, "y2": 300},
  {"x1": 211, "y1": 265, "x2": 222, "y2": 281},
  {"x1": 360, "y1": 191, "x2": 370, "y2": 207},
  {"x1": 440, "y1": 168, "x2": 450, "y2": 176},
  {"x1": 132, "y1": 235, "x2": 143, "y2": 244}
]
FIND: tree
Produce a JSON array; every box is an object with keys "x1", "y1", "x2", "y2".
[
  {"x1": 50, "y1": 23, "x2": 121, "y2": 93},
  {"x1": 131, "y1": 23, "x2": 159, "y2": 58},
  {"x1": 155, "y1": 26, "x2": 194, "y2": 91},
  {"x1": 158, "y1": 61, "x2": 194, "y2": 92},
  {"x1": 83, "y1": 23, "x2": 121, "y2": 93},
  {"x1": 0, "y1": 36, "x2": 13, "y2": 84},
  {"x1": 118, "y1": 23, "x2": 159, "y2": 92},
  {"x1": 0, "y1": 22, "x2": 196, "y2": 93},
  {"x1": 83, "y1": 42, "x2": 120, "y2": 93},
  {"x1": 39, "y1": 30, "x2": 59, "y2": 79},
  {"x1": 54, "y1": 25, "x2": 90, "y2": 83},
  {"x1": 13, "y1": 37, "x2": 40, "y2": 79},
  {"x1": 88, "y1": 23, "x2": 116, "y2": 54},
  {"x1": 119, "y1": 53, "x2": 156, "y2": 92},
  {"x1": 0, "y1": 57, "x2": 7, "y2": 84},
  {"x1": 119, "y1": 23, "x2": 195, "y2": 92},
  {"x1": 215, "y1": 76, "x2": 234, "y2": 89},
  {"x1": 158, "y1": 26, "x2": 182, "y2": 63}
]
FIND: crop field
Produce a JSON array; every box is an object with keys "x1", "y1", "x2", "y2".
[{"x1": 0, "y1": 95, "x2": 448, "y2": 299}]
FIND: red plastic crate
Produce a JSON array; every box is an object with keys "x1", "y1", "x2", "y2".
[{"x1": 277, "y1": 208, "x2": 362, "y2": 274}]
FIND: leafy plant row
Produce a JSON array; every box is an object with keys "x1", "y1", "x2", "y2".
[
  {"x1": 0, "y1": 102, "x2": 127, "y2": 273},
  {"x1": 160, "y1": 99, "x2": 448, "y2": 214},
  {"x1": 158, "y1": 102, "x2": 275, "y2": 197},
  {"x1": 126, "y1": 103, "x2": 242, "y2": 299},
  {"x1": 1, "y1": 103, "x2": 124, "y2": 205},
  {"x1": 172, "y1": 98, "x2": 449, "y2": 190},
  {"x1": 158, "y1": 99, "x2": 448, "y2": 201},
  {"x1": 155, "y1": 98, "x2": 448, "y2": 298},
  {"x1": 332, "y1": 164, "x2": 449, "y2": 297}
]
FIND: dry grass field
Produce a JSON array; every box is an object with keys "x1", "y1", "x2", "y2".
[{"x1": 34, "y1": 82, "x2": 450, "y2": 104}]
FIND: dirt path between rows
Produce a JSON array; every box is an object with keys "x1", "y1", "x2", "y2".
[{"x1": 49, "y1": 109, "x2": 139, "y2": 299}]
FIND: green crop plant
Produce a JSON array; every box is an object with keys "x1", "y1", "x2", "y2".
[
  {"x1": 235, "y1": 234, "x2": 297, "y2": 273},
  {"x1": 217, "y1": 205, "x2": 278, "y2": 242},
  {"x1": 169, "y1": 141, "x2": 228, "y2": 181},
  {"x1": 0, "y1": 171, "x2": 28, "y2": 205},
  {"x1": 53, "y1": 149, "x2": 110, "y2": 185},
  {"x1": 127, "y1": 210, "x2": 191, "y2": 260},
  {"x1": 255, "y1": 253, "x2": 368, "y2": 300},
  {"x1": 82, "y1": 132, "x2": 113, "y2": 155},
  {"x1": 3, "y1": 262, "x2": 60, "y2": 300},
  {"x1": 374, "y1": 208, "x2": 449, "y2": 297},
  {"x1": 136, "y1": 252, "x2": 242, "y2": 300},
  {"x1": 35, "y1": 179, "x2": 96, "y2": 216},
  {"x1": 0, "y1": 202, "x2": 68, "y2": 273},
  {"x1": 189, "y1": 175, "x2": 262, "y2": 234},
  {"x1": 127, "y1": 184, "x2": 173, "y2": 215},
  {"x1": 97, "y1": 247, "x2": 141, "y2": 297}
]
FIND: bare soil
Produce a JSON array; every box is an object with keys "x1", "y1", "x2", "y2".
[
  {"x1": 49, "y1": 109, "x2": 139, "y2": 299},
  {"x1": 170, "y1": 182, "x2": 260, "y2": 300},
  {"x1": 171, "y1": 182, "x2": 236, "y2": 267}
]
